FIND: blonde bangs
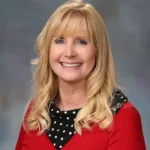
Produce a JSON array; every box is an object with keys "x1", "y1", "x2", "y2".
[{"x1": 53, "y1": 9, "x2": 92, "y2": 41}]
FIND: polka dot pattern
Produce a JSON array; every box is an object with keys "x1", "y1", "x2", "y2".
[
  {"x1": 110, "y1": 88, "x2": 128, "y2": 114},
  {"x1": 45, "y1": 101, "x2": 80, "y2": 150},
  {"x1": 45, "y1": 88, "x2": 128, "y2": 149}
]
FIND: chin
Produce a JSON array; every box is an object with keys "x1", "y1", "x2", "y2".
[{"x1": 58, "y1": 77, "x2": 85, "y2": 83}]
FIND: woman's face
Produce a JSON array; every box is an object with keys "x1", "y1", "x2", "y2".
[{"x1": 49, "y1": 33, "x2": 95, "y2": 83}]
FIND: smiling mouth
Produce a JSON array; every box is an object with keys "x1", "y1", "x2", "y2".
[{"x1": 60, "y1": 62, "x2": 82, "y2": 68}]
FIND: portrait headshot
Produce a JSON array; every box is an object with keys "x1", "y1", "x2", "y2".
[
  {"x1": 0, "y1": 0, "x2": 149, "y2": 150},
  {"x1": 15, "y1": 0, "x2": 146, "y2": 149}
]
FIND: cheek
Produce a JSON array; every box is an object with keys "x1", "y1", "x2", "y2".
[
  {"x1": 89, "y1": 56, "x2": 96, "y2": 72},
  {"x1": 82, "y1": 51, "x2": 95, "y2": 76},
  {"x1": 87, "y1": 51, "x2": 96, "y2": 74},
  {"x1": 86, "y1": 50, "x2": 96, "y2": 67},
  {"x1": 49, "y1": 47, "x2": 60, "y2": 62},
  {"x1": 49, "y1": 48, "x2": 58, "y2": 70}
]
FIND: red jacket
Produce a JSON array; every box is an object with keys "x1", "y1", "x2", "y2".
[{"x1": 15, "y1": 101, "x2": 146, "y2": 150}]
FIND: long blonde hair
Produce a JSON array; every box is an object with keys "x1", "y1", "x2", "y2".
[{"x1": 24, "y1": 0, "x2": 122, "y2": 135}]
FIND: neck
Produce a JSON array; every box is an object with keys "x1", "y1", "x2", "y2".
[{"x1": 55, "y1": 79, "x2": 87, "y2": 111}]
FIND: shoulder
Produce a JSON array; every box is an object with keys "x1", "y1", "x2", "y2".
[
  {"x1": 111, "y1": 88, "x2": 141, "y2": 125},
  {"x1": 118, "y1": 101, "x2": 139, "y2": 114},
  {"x1": 24, "y1": 99, "x2": 35, "y2": 119},
  {"x1": 110, "y1": 100, "x2": 144, "y2": 138},
  {"x1": 15, "y1": 99, "x2": 36, "y2": 150},
  {"x1": 21, "y1": 99, "x2": 35, "y2": 129},
  {"x1": 114, "y1": 101, "x2": 141, "y2": 123},
  {"x1": 108, "y1": 98, "x2": 146, "y2": 149},
  {"x1": 110, "y1": 88, "x2": 143, "y2": 134},
  {"x1": 110, "y1": 88, "x2": 140, "y2": 118}
]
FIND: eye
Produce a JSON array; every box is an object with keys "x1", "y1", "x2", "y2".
[
  {"x1": 54, "y1": 38, "x2": 64, "y2": 44},
  {"x1": 76, "y1": 39, "x2": 87, "y2": 45}
]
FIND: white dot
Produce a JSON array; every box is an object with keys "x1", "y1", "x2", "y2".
[
  {"x1": 51, "y1": 109, "x2": 53, "y2": 111},
  {"x1": 49, "y1": 134, "x2": 51, "y2": 137},
  {"x1": 66, "y1": 124, "x2": 68, "y2": 127},
  {"x1": 60, "y1": 123, "x2": 63, "y2": 126},
  {"x1": 57, "y1": 129, "x2": 60, "y2": 132},
  {"x1": 61, "y1": 137, "x2": 64, "y2": 140},
  {"x1": 56, "y1": 110, "x2": 59, "y2": 113},
  {"x1": 121, "y1": 96, "x2": 123, "y2": 98},
  {"x1": 71, "y1": 124, "x2": 73, "y2": 127},
  {"x1": 64, "y1": 111, "x2": 67, "y2": 114},
  {"x1": 59, "y1": 116, "x2": 62, "y2": 119},
  {"x1": 69, "y1": 132, "x2": 72, "y2": 135},
  {"x1": 113, "y1": 108, "x2": 116, "y2": 111},
  {"x1": 54, "y1": 121, "x2": 56, "y2": 124},
  {"x1": 54, "y1": 143, "x2": 56, "y2": 146},
  {"x1": 74, "y1": 118, "x2": 76, "y2": 121},
  {"x1": 74, "y1": 131, "x2": 76, "y2": 134},
  {"x1": 51, "y1": 128, "x2": 54, "y2": 131},
  {"x1": 67, "y1": 117, "x2": 69, "y2": 120},
  {"x1": 73, "y1": 111, "x2": 76, "y2": 114},
  {"x1": 54, "y1": 136, "x2": 57, "y2": 138},
  {"x1": 63, "y1": 130, "x2": 65, "y2": 133},
  {"x1": 59, "y1": 145, "x2": 62, "y2": 148}
]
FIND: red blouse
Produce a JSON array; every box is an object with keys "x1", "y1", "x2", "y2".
[{"x1": 15, "y1": 101, "x2": 146, "y2": 150}]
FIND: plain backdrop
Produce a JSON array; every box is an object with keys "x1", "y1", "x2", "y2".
[{"x1": 0, "y1": 0, "x2": 150, "y2": 149}]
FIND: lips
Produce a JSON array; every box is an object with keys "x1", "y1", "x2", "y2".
[{"x1": 60, "y1": 62, "x2": 82, "y2": 68}]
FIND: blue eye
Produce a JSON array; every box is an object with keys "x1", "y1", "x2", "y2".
[
  {"x1": 55, "y1": 39, "x2": 64, "y2": 44},
  {"x1": 77, "y1": 40, "x2": 87, "y2": 45}
]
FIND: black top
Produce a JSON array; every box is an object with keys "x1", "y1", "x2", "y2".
[{"x1": 45, "y1": 88, "x2": 128, "y2": 150}]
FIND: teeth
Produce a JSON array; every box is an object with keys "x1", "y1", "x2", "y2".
[{"x1": 61, "y1": 63, "x2": 81, "y2": 67}]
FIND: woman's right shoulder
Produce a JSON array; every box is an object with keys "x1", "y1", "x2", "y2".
[
  {"x1": 27, "y1": 99, "x2": 35, "y2": 109},
  {"x1": 23, "y1": 99, "x2": 35, "y2": 121},
  {"x1": 15, "y1": 99, "x2": 36, "y2": 150}
]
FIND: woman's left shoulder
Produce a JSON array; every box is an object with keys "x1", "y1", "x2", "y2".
[
  {"x1": 115, "y1": 101, "x2": 141, "y2": 123},
  {"x1": 111, "y1": 88, "x2": 142, "y2": 125},
  {"x1": 119, "y1": 100, "x2": 139, "y2": 114},
  {"x1": 108, "y1": 89, "x2": 146, "y2": 150},
  {"x1": 111, "y1": 88, "x2": 140, "y2": 117}
]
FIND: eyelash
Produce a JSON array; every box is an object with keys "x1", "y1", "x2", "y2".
[
  {"x1": 55, "y1": 39, "x2": 64, "y2": 44},
  {"x1": 54, "y1": 39, "x2": 87, "y2": 45},
  {"x1": 77, "y1": 40, "x2": 87, "y2": 45}
]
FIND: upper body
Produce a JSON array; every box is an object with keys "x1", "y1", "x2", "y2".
[
  {"x1": 16, "y1": 98, "x2": 146, "y2": 150},
  {"x1": 15, "y1": 0, "x2": 146, "y2": 150}
]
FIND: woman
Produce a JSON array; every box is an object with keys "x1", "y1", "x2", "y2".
[{"x1": 15, "y1": 0, "x2": 146, "y2": 150}]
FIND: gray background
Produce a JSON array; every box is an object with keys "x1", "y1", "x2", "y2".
[{"x1": 0, "y1": 0, "x2": 150, "y2": 149}]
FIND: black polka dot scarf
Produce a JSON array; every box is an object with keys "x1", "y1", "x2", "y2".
[
  {"x1": 45, "y1": 101, "x2": 80, "y2": 150},
  {"x1": 45, "y1": 88, "x2": 128, "y2": 150}
]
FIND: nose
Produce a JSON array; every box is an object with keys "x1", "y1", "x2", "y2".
[{"x1": 64, "y1": 43, "x2": 76, "y2": 58}]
